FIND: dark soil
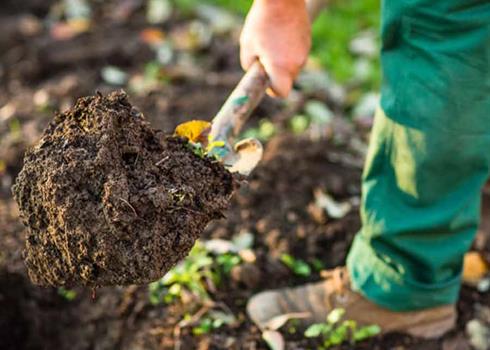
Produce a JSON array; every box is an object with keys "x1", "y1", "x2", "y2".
[{"x1": 12, "y1": 91, "x2": 235, "y2": 286}]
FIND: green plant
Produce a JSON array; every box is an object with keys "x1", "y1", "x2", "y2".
[
  {"x1": 58, "y1": 287, "x2": 77, "y2": 301},
  {"x1": 311, "y1": 258, "x2": 325, "y2": 272},
  {"x1": 280, "y1": 253, "x2": 312, "y2": 277},
  {"x1": 216, "y1": 253, "x2": 241, "y2": 275},
  {"x1": 187, "y1": 141, "x2": 207, "y2": 158},
  {"x1": 148, "y1": 241, "x2": 242, "y2": 305},
  {"x1": 192, "y1": 310, "x2": 237, "y2": 335},
  {"x1": 305, "y1": 308, "x2": 380, "y2": 348},
  {"x1": 310, "y1": 0, "x2": 380, "y2": 87},
  {"x1": 289, "y1": 114, "x2": 310, "y2": 134},
  {"x1": 9, "y1": 119, "x2": 22, "y2": 140},
  {"x1": 241, "y1": 119, "x2": 277, "y2": 142}
]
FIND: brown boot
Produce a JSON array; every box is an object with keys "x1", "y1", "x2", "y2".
[{"x1": 247, "y1": 267, "x2": 456, "y2": 339}]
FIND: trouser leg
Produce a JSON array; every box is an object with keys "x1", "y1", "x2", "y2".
[{"x1": 347, "y1": 0, "x2": 490, "y2": 311}]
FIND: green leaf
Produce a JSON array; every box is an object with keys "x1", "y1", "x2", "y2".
[
  {"x1": 326, "y1": 323, "x2": 348, "y2": 345},
  {"x1": 208, "y1": 310, "x2": 237, "y2": 326},
  {"x1": 216, "y1": 253, "x2": 241, "y2": 274},
  {"x1": 280, "y1": 254, "x2": 312, "y2": 277},
  {"x1": 58, "y1": 287, "x2": 77, "y2": 301},
  {"x1": 293, "y1": 261, "x2": 312, "y2": 277},
  {"x1": 289, "y1": 114, "x2": 310, "y2": 134},
  {"x1": 327, "y1": 308, "x2": 345, "y2": 324},
  {"x1": 193, "y1": 318, "x2": 213, "y2": 335},
  {"x1": 311, "y1": 258, "x2": 325, "y2": 271},
  {"x1": 305, "y1": 323, "x2": 330, "y2": 338},
  {"x1": 353, "y1": 324, "x2": 381, "y2": 341}
]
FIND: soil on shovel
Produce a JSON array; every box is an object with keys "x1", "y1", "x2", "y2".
[{"x1": 12, "y1": 91, "x2": 235, "y2": 287}]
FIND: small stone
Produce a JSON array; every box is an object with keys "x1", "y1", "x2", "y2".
[
  {"x1": 231, "y1": 263, "x2": 261, "y2": 289},
  {"x1": 349, "y1": 30, "x2": 378, "y2": 58},
  {"x1": 466, "y1": 319, "x2": 490, "y2": 350}
]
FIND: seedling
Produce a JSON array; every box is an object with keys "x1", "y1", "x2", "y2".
[
  {"x1": 304, "y1": 308, "x2": 380, "y2": 349},
  {"x1": 311, "y1": 258, "x2": 325, "y2": 272},
  {"x1": 289, "y1": 114, "x2": 310, "y2": 134},
  {"x1": 192, "y1": 310, "x2": 237, "y2": 335},
  {"x1": 280, "y1": 253, "x2": 312, "y2": 277},
  {"x1": 176, "y1": 120, "x2": 226, "y2": 160},
  {"x1": 241, "y1": 119, "x2": 277, "y2": 142},
  {"x1": 9, "y1": 119, "x2": 22, "y2": 140},
  {"x1": 148, "y1": 240, "x2": 242, "y2": 305},
  {"x1": 58, "y1": 287, "x2": 77, "y2": 301},
  {"x1": 216, "y1": 253, "x2": 241, "y2": 275}
]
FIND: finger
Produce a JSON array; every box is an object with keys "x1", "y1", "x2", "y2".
[
  {"x1": 239, "y1": 43, "x2": 257, "y2": 71},
  {"x1": 261, "y1": 61, "x2": 293, "y2": 98}
]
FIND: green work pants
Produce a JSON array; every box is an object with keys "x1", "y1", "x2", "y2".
[{"x1": 347, "y1": 0, "x2": 490, "y2": 311}]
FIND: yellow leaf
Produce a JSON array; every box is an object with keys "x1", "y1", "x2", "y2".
[
  {"x1": 463, "y1": 251, "x2": 488, "y2": 285},
  {"x1": 174, "y1": 120, "x2": 211, "y2": 143}
]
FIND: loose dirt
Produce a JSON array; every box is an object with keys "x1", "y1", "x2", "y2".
[{"x1": 12, "y1": 91, "x2": 235, "y2": 287}]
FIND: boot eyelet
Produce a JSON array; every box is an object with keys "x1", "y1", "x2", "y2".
[{"x1": 336, "y1": 292, "x2": 348, "y2": 304}]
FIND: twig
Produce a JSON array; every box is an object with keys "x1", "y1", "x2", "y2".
[
  {"x1": 173, "y1": 303, "x2": 214, "y2": 350},
  {"x1": 117, "y1": 197, "x2": 138, "y2": 217},
  {"x1": 155, "y1": 156, "x2": 170, "y2": 166}
]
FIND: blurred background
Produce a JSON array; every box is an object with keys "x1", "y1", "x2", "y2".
[{"x1": 1, "y1": 1, "x2": 488, "y2": 349}]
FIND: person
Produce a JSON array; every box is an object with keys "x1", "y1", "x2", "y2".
[{"x1": 241, "y1": 0, "x2": 490, "y2": 338}]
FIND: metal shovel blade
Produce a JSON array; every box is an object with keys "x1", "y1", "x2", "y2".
[{"x1": 226, "y1": 138, "x2": 263, "y2": 176}]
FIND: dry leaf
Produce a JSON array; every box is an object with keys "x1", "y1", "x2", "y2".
[
  {"x1": 463, "y1": 252, "x2": 489, "y2": 286},
  {"x1": 51, "y1": 19, "x2": 90, "y2": 41},
  {"x1": 140, "y1": 28, "x2": 166, "y2": 46},
  {"x1": 174, "y1": 120, "x2": 211, "y2": 143},
  {"x1": 314, "y1": 188, "x2": 352, "y2": 219}
]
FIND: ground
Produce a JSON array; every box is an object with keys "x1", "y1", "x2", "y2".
[{"x1": 0, "y1": 1, "x2": 489, "y2": 349}]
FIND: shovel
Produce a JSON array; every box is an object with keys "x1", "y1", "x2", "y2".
[{"x1": 178, "y1": 0, "x2": 328, "y2": 175}]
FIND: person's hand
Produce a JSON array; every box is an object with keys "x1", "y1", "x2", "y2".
[{"x1": 240, "y1": 0, "x2": 311, "y2": 98}]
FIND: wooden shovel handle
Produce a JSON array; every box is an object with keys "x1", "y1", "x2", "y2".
[{"x1": 209, "y1": 0, "x2": 328, "y2": 142}]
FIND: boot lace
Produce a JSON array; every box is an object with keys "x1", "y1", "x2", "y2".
[{"x1": 321, "y1": 267, "x2": 350, "y2": 307}]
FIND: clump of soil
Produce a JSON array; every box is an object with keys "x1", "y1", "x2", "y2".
[{"x1": 12, "y1": 91, "x2": 235, "y2": 287}]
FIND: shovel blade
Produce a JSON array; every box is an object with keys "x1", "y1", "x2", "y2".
[{"x1": 227, "y1": 138, "x2": 263, "y2": 176}]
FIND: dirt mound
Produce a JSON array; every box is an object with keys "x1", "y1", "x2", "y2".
[{"x1": 12, "y1": 91, "x2": 235, "y2": 287}]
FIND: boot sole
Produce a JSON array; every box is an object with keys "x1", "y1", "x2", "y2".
[{"x1": 405, "y1": 313, "x2": 456, "y2": 339}]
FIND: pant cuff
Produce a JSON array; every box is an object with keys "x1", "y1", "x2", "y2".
[{"x1": 346, "y1": 234, "x2": 461, "y2": 311}]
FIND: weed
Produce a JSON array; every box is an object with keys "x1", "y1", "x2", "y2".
[
  {"x1": 186, "y1": 139, "x2": 226, "y2": 159},
  {"x1": 192, "y1": 310, "x2": 236, "y2": 335},
  {"x1": 289, "y1": 115, "x2": 310, "y2": 134},
  {"x1": 216, "y1": 253, "x2": 241, "y2": 275},
  {"x1": 58, "y1": 287, "x2": 77, "y2": 301},
  {"x1": 311, "y1": 258, "x2": 325, "y2": 272},
  {"x1": 280, "y1": 254, "x2": 312, "y2": 277},
  {"x1": 9, "y1": 119, "x2": 22, "y2": 140},
  {"x1": 304, "y1": 308, "x2": 380, "y2": 348},
  {"x1": 241, "y1": 119, "x2": 277, "y2": 142},
  {"x1": 148, "y1": 240, "x2": 242, "y2": 305}
]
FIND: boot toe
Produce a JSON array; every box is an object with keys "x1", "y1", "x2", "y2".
[{"x1": 246, "y1": 290, "x2": 284, "y2": 330}]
